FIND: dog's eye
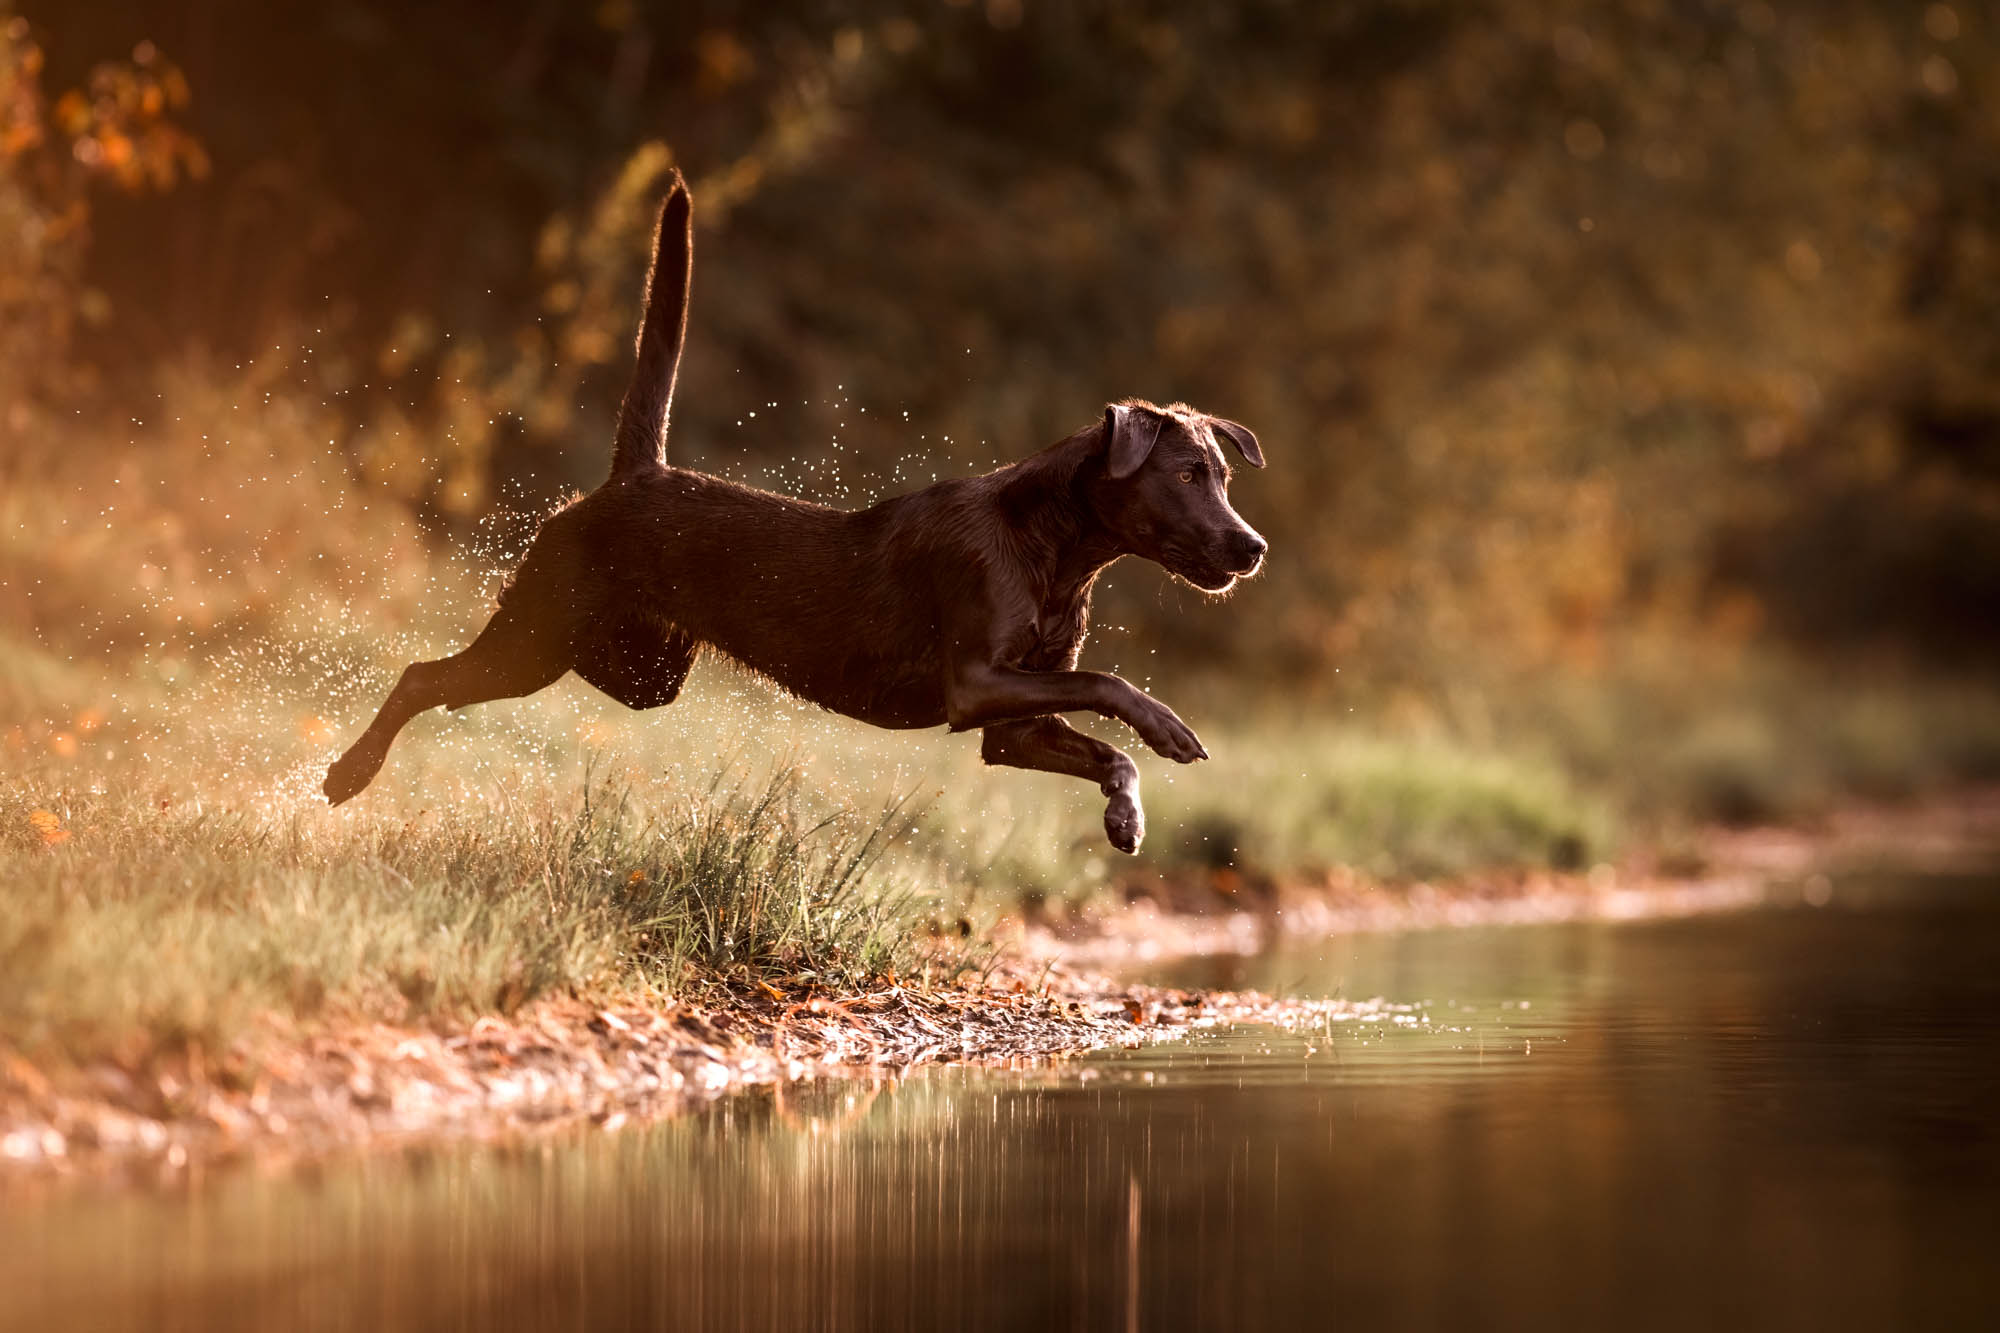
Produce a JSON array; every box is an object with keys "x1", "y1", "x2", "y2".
[{"x1": 1178, "y1": 469, "x2": 1196, "y2": 484}]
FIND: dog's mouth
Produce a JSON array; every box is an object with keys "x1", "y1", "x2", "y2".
[
  {"x1": 1173, "y1": 560, "x2": 1243, "y2": 594},
  {"x1": 1188, "y1": 551, "x2": 1265, "y2": 592},
  {"x1": 1161, "y1": 538, "x2": 1264, "y2": 594}
]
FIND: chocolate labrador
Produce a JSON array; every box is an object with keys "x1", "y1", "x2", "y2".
[{"x1": 325, "y1": 173, "x2": 1267, "y2": 851}]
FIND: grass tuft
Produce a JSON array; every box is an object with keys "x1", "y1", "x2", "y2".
[{"x1": 0, "y1": 767, "x2": 931, "y2": 1064}]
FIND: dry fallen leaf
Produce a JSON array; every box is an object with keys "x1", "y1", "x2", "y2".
[{"x1": 28, "y1": 809, "x2": 71, "y2": 847}]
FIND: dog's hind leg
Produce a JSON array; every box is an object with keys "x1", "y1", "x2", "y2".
[
  {"x1": 323, "y1": 601, "x2": 574, "y2": 806},
  {"x1": 981, "y1": 715, "x2": 1146, "y2": 854}
]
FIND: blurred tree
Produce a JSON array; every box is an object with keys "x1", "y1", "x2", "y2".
[
  {"x1": 0, "y1": 7, "x2": 202, "y2": 410},
  {"x1": 11, "y1": 0, "x2": 1998, "y2": 688}
]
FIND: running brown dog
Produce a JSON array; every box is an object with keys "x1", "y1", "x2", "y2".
[{"x1": 324, "y1": 173, "x2": 1268, "y2": 852}]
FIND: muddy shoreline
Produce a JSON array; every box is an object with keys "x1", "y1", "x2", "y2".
[
  {"x1": 6, "y1": 789, "x2": 1995, "y2": 1184},
  {"x1": 1, "y1": 967, "x2": 1408, "y2": 1185}
]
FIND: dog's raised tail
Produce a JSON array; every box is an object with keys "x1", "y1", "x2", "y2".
[{"x1": 610, "y1": 174, "x2": 693, "y2": 480}]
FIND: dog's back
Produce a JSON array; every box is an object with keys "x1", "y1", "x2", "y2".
[{"x1": 554, "y1": 466, "x2": 1007, "y2": 729}]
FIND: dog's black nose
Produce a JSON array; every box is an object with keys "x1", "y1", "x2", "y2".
[{"x1": 1229, "y1": 530, "x2": 1268, "y2": 572}]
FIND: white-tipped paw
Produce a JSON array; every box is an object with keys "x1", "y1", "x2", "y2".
[{"x1": 1104, "y1": 790, "x2": 1145, "y2": 854}]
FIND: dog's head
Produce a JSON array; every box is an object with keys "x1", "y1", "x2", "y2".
[{"x1": 1088, "y1": 400, "x2": 1268, "y2": 593}]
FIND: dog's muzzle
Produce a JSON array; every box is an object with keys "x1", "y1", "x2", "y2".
[{"x1": 1223, "y1": 529, "x2": 1268, "y2": 577}]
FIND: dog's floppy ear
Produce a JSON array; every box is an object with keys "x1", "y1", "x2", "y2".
[
  {"x1": 1103, "y1": 404, "x2": 1166, "y2": 480},
  {"x1": 1210, "y1": 417, "x2": 1265, "y2": 468}
]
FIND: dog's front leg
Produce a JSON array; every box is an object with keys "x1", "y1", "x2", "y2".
[
  {"x1": 982, "y1": 716, "x2": 1146, "y2": 853},
  {"x1": 944, "y1": 663, "x2": 1206, "y2": 764}
]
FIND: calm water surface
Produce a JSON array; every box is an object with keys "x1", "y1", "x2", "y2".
[{"x1": 6, "y1": 874, "x2": 1998, "y2": 1331}]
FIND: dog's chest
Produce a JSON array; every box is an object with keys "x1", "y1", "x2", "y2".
[{"x1": 1025, "y1": 598, "x2": 1088, "y2": 670}]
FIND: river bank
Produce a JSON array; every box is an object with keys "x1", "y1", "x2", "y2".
[
  {"x1": 5, "y1": 787, "x2": 1995, "y2": 1183},
  {"x1": 1025, "y1": 784, "x2": 2000, "y2": 963},
  {"x1": 1, "y1": 966, "x2": 1427, "y2": 1184}
]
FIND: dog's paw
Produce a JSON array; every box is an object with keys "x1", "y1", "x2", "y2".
[
  {"x1": 1104, "y1": 790, "x2": 1145, "y2": 854},
  {"x1": 323, "y1": 748, "x2": 380, "y2": 806},
  {"x1": 1134, "y1": 703, "x2": 1207, "y2": 764}
]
